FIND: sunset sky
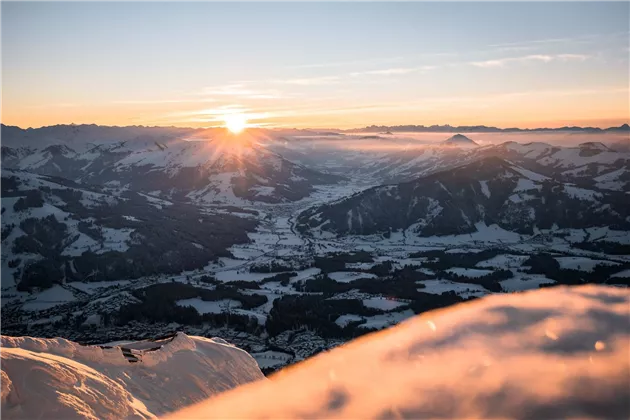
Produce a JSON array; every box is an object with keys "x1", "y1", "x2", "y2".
[{"x1": 2, "y1": 2, "x2": 629, "y2": 129}]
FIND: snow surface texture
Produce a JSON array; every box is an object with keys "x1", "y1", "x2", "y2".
[
  {"x1": 1, "y1": 332, "x2": 264, "y2": 419},
  {"x1": 170, "y1": 286, "x2": 630, "y2": 419}
]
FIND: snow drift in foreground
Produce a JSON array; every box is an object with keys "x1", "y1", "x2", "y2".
[
  {"x1": 171, "y1": 285, "x2": 630, "y2": 419},
  {"x1": 1, "y1": 332, "x2": 264, "y2": 419}
]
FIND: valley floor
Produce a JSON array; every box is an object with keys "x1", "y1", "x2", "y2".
[{"x1": 2, "y1": 178, "x2": 630, "y2": 373}]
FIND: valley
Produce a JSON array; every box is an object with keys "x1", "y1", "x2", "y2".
[{"x1": 2, "y1": 124, "x2": 629, "y2": 374}]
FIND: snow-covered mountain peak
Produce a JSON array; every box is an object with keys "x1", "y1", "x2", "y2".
[{"x1": 442, "y1": 134, "x2": 478, "y2": 147}]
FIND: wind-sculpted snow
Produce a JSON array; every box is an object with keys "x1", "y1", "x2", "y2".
[
  {"x1": 170, "y1": 285, "x2": 630, "y2": 419},
  {"x1": 1, "y1": 332, "x2": 264, "y2": 419}
]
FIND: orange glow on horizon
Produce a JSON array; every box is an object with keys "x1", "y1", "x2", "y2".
[{"x1": 2, "y1": 90, "x2": 628, "y2": 131}]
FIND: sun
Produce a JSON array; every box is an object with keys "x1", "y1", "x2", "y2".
[{"x1": 224, "y1": 113, "x2": 247, "y2": 134}]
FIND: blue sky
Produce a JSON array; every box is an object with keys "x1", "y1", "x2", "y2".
[{"x1": 2, "y1": 2, "x2": 629, "y2": 128}]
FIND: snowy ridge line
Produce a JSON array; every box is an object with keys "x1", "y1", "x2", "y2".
[
  {"x1": 2, "y1": 332, "x2": 189, "y2": 368},
  {"x1": 1, "y1": 332, "x2": 265, "y2": 419}
]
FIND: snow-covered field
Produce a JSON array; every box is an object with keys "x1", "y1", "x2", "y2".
[
  {"x1": 21, "y1": 285, "x2": 76, "y2": 312},
  {"x1": 555, "y1": 256, "x2": 619, "y2": 271},
  {"x1": 358, "y1": 309, "x2": 415, "y2": 329},
  {"x1": 329, "y1": 271, "x2": 377, "y2": 283},
  {"x1": 176, "y1": 298, "x2": 242, "y2": 314},
  {"x1": 252, "y1": 351, "x2": 293, "y2": 369},
  {"x1": 335, "y1": 314, "x2": 365, "y2": 327},
  {"x1": 476, "y1": 254, "x2": 528, "y2": 269},
  {"x1": 362, "y1": 297, "x2": 408, "y2": 311},
  {"x1": 334, "y1": 309, "x2": 415, "y2": 330},
  {"x1": 419, "y1": 280, "x2": 490, "y2": 297}
]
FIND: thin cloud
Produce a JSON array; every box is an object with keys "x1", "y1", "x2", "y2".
[
  {"x1": 165, "y1": 105, "x2": 249, "y2": 118},
  {"x1": 471, "y1": 54, "x2": 589, "y2": 68},
  {"x1": 286, "y1": 40, "x2": 603, "y2": 75},
  {"x1": 30, "y1": 103, "x2": 83, "y2": 108},
  {"x1": 182, "y1": 111, "x2": 275, "y2": 123},
  {"x1": 489, "y1": 36, "x2": 581, "y2": 49},
  {"x1": 198, "y1": 84, "x2": 284, "y2": 99},
  {"x1": 246, "y1": 94, "x2": 284, "y2": 99},
  {"x1": 487, "y1": 31, "x2": 629, "y2": 50},
  {"x1": 493, "y1": 45, "x2": 538, "y2": 53},
  {"x1": 488, "y1": 33, "x2": 611, "y2": 49},
  {"x1": 112, "y1": 98, "x2": 217, "y2": 105},
  {"x1": 492, "y1": 86, "x2": 629, "y2": 99},
  {"x1": 556, "y1": 54, "x2": 590, "y2": 61},
  {"x1": 280, "y1": 76, "x2": 341, "y2": 86},
  {"x1": 150, "y1": 84, "x2": 628, "y2": 127},
  {"x1": 471, "y1": 55, "x2": 552, "y2": 68},
  {"x1": 288, "y1": 56, "x2": 405, "y2": 70},
  {"x1": 298, "y1": 86, "x2": 630, "y2": 115},
  {"x1": 349, "y1": 66, "x2": 437, "y2": 77},
  {"x1": 288, "y1": 52, "x2": 454, "y2": 71}
]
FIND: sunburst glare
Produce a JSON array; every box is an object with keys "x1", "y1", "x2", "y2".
[{"x1": 224, "y1": 113, "x2": 248, "y2": 134}]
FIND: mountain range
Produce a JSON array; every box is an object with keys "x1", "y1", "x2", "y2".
[
  {"x1": 297, "y1": 156, "x2": 629, "y2": 237},
  {"x1": 348, "y1": 123, "x2": 630, "y2": 133},
  {"x1": 2, "y1": 126, "x2": 341, "y2": 205},
  {"x1": 3, "y1": 122, "x2": 629, "y2": 141},
  {"x1": 2, "y1": 122, "x2": 630, "y2": 383}
]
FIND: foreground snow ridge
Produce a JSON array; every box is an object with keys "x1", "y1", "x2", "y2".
[
  {"x1": 1, "y1": 332, "x2": 264, "y2": 419},
  {"x1": 172, "y1": 285, "x2": 630, "y2": 419}
]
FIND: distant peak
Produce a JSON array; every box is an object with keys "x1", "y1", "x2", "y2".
[{"x1": 442, "y1": 134, "x2": 478, "y2": 147}]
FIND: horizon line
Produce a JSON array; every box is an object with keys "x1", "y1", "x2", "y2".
[{"x1": 2, "y1": 121, "x2": 629, "y2": 133}]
